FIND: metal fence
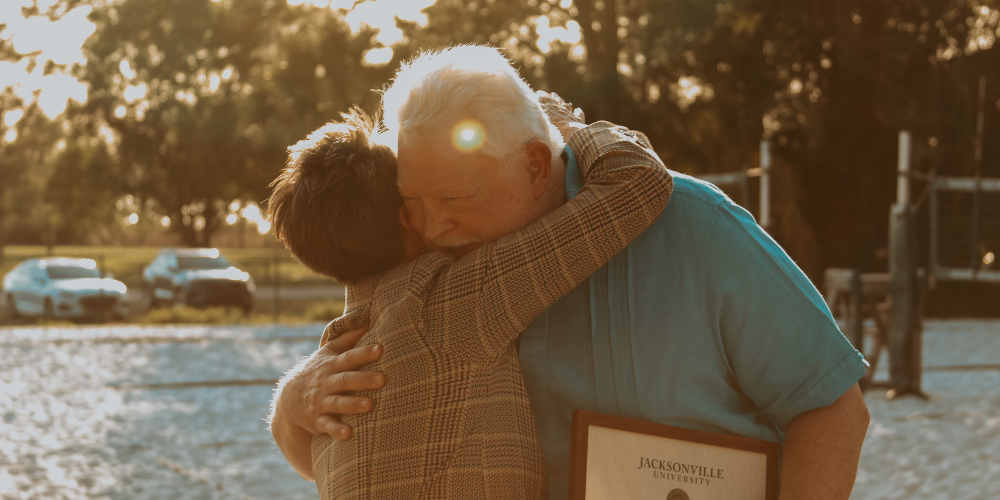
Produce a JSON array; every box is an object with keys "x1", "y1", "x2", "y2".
[{"x1": 929, "y1": 176, "x2": 1000, "y2": 283}]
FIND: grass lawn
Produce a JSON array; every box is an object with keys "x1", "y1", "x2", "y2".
[{"x1": 0, "y1": 245, "x2": 335, "y2": 288}]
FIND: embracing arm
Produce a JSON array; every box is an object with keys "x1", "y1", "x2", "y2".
[
  {"x1": 267, "y1": 327, "x2": 385, "y2": 481},
  {"x1": 424, "y1": 121, "x2": 673, "y2": 362}
]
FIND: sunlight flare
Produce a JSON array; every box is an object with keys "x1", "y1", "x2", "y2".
[{"x1": 451, "y1": 119, "x2": 486, "y2": 153}]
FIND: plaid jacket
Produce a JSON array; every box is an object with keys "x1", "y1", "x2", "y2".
[{"x1": 312, "y1": 122, "x2": 673, "y2": 499}]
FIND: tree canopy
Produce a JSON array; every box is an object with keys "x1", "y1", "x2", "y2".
[{"x1": 1, "y1": 0, "x2": 999, "y2": 283}]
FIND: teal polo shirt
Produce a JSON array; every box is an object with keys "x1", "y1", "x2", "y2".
[{"x1": 518, "y1": 149, "x2": 868, "y2": 500}]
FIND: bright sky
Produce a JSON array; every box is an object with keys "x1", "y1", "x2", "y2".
[
  {"x1": 0, "y1": 0, "x2": 582, "y2": 134},
  {"x1": 0, "y1": 0, "x2": 95, "y2": 125}
]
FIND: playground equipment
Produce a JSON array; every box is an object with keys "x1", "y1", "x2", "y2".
[
  {"x1": 929, "y1": 83, "x2": 999, "y2": 285},
  {"x1": 823, "y1": 269, "x2": 889, "y2": 390},
  {"x1": 825, "y1": 132, "x2": 929, "y2": 396},
  {"x1": 930, "y1": 177, "x2": 1000, "y2": 282},
  {"x1": 828, "y1": 77, "x2": 997, "y2": 398},
  {"x1": 886, "y1": 131, "x2": 925, "y2": 398}
]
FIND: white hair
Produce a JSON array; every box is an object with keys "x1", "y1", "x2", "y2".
[{"x1": 380, "y1": 45, "x2": 564, "y2": 169}]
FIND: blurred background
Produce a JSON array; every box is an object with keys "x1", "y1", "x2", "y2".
[
  {"x1": 1, "y1": 1, "x2": 999, "y2": 499},
  {"x1": 1, "y1": 0, "x2": 999, "y2": 317}
]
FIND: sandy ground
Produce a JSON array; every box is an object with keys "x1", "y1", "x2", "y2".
[
  {"x1": 853, "y1": 319, "x2": 1000, "y2": 500},
  {"x1": 0, "y1": 324, "x2": 324, "y2": 500},
  {"x1": 0, "y1": 319, "x2": 998, "y2": 499}
]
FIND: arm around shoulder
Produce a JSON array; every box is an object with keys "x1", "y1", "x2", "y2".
[
  {"x1": 267, "y1": 327, "x2": 386, "y2": 481},
  {"x1": 422, "y1": 122, "x2": 672, "y2": 363}
]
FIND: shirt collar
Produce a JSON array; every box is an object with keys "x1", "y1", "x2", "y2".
[{"x1": 563, "y1": 145, "x2": 583, "y2": 201}]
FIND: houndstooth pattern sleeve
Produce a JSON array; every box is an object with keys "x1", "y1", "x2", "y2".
[{"x1": 420, "y1": 121, "x2": 674, "y2": 364}]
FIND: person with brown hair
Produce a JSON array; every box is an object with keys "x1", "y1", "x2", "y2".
[
  {"x1": 266, "y1": 98, "x2": 672, "y2": 498},
  {"x1": 268, "y1": 109, "x2": 412, "y2": 284}
]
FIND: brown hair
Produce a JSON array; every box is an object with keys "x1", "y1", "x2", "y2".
[{"x1": 268, "y1": 109, "x2": 404, "y2": 284}]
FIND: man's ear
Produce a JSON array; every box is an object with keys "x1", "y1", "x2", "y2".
[{"x1": 524, "y1": 140, "x2": 553, "y2": 200}]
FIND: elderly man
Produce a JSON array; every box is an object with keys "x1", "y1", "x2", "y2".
[{"x1": 269, "y1": 45, "x2": 869, "y2": 500}]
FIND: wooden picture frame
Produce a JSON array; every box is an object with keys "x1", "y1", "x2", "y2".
[{"x1": 569, "y1": 410, "x2": 779, "y2": 500}]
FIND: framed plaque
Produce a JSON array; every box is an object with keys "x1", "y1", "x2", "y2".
[{"x1": 569, "y1": 410, "x2": 779, "y2": 500}]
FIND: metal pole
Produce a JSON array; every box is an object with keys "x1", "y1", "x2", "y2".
[
  {"x1": 888, "y1": 130, "x2": 917, "y2": 398},
  {"x1": 897, "y1": 132, "x2": 911, "y2": 206},
  {"x1": 888, "y1": 206, "x2": 914, "y2": 395},
  {"x1": 929, "y1": 176, "x2": 939, "y2": 279},
  {"x1": 970, "y1": 75, "x2": 986, "y2": 275},
  {"x1": 759, "y1": 140, "x2": 771, "y2": 232},
  {"x1": 973, "y1": 75, "x2": 985, "y2": 179}
]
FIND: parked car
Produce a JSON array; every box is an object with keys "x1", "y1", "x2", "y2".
[
  {"x1": 1, "y1": 257, "x2": 129, "y2": 321},
  {"x1": 143, "y1": 248, "x2": 255, "y2": 313}
]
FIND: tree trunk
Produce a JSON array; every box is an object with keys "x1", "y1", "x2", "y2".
[
  {"x1": 573, "y1": 0, "x2": 631, "y2": 123},
  {"x1": 199, "y1": 200, "x2": 221, "y2": 248},
  {"x1": 176, "y1": 209, "x2": 199, "y2": 248}
]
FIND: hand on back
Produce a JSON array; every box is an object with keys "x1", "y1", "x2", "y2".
[
  {"x1": 287, "y1": 325, "x2": 384, "y2": 440},
  {"x1": 537, "y1": 90, "x2": 587, "y2": 142}
]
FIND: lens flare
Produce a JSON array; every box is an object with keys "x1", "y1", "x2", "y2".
[{"x1": 451, "y1": 119, "x2": 485, "y2": 153}]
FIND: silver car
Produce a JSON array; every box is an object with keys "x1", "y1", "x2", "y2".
[
  {"x1": 2, "y1": 258, "x2": 129, "y2": 321},
  {"x1": 143, "y1": 248, "x2": 255, "y2": 313}
]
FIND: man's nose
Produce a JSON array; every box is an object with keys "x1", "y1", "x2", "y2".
[{"x1": 422, "y1": 207, "x2": 456, "y2": 241}]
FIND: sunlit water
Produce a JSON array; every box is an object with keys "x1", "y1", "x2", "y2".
[{"x1": 854, "y1": 320, "x2": 1000, "y2": 500}]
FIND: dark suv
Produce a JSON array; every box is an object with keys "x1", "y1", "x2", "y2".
[{"x1": 143, "y1": 248, "x2": 255, "y2": 313}]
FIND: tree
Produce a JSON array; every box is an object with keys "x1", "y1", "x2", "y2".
[
  {"x1": 1, "y1": 0, "x2": 117, "y2": 250},
  {"x1": 406, "y1": 0, "x2": 1000, "y2": 281},
  {"x1": 80, "y1": 0, "x2": 394, "y2": 246},
  {"x1": 7, "y1": 0, "x2": 1000, "y2": 296},
  {"x1": 44, "y1": 108, "x2": 122, "y2": 243},
  {"x1": 0, "y1": 104, "x2": 64, "y2": 247},
  {"x1": 1, "y1": 12, "x2": 27, "y2": 259}
]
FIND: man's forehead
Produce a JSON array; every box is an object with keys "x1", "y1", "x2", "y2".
[
  {"x1": 397, "y1": 143, "x2": 486, "y2": 193},
  {"x1": 399, "y1": 134, "x2": 460, "y2": 160},
  {"x1": 398, "y1": 126, "x2": 473, "y2": 161}
]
